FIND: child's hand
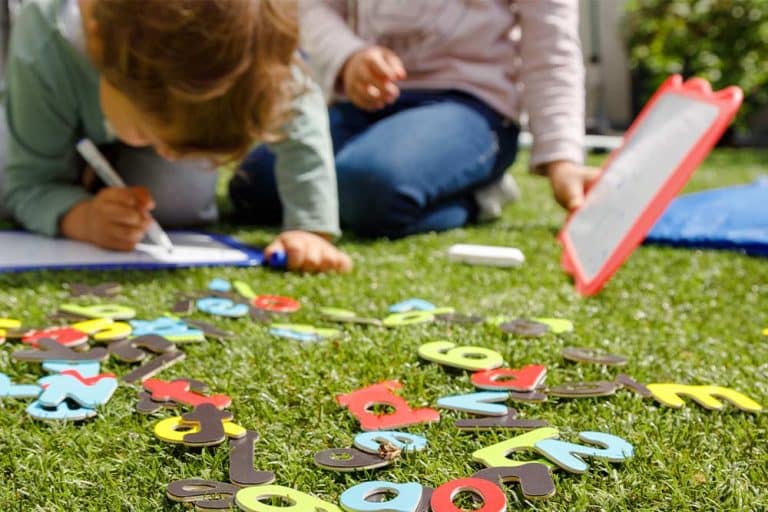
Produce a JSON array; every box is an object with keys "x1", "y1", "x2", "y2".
[
  {"x1": 60, "y1": 187, "x2": 155, "y2": 251},
  {"x1": 546, "y1": 161, "x2": 601, "y2": 211},
  {"x1": 265, "y1": 230, "x2": 352, "y2": 273},
  {"x1": 341, "y1": 46, "x2": 406, "y2": 111}
]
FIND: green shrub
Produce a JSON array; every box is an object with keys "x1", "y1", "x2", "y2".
[{"x1": 623, "y1": 0, "x2": 768, "y2": 131}]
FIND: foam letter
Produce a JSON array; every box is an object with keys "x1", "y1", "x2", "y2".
[
  {"x1": 455, "y1": 413, "x2": 549, "y2": 431},
  {"x1": 314, "y1": 448, "x2": 391, "y2": 472},
  {"x1": 235, "y1": 485, "x2": 341, "y2": 512},
  {"x1": 166, "y1": 479, "x2": 238, "y2": 510},
  {"x1": 534, "y1": 431, "x2": 634, "y2": 474},
  {"x1": 418, "y1": 341, "x2": 504, "y2": 371},
  {"x1": 269, "y1": 324, "x2": 341, "y2": 342},
  {"x1": 27, "y1": 399, "x2": 96, "y2": 421},
  {"x1": 12, "y1": 338, "x2": 108, "y2": 362},
  {"x1": 472, "y1": 462, "x2": 556, "y2": 500},
  {"x1": 0, "y1": 373, "x2": 41, "y2": 398},
  {"x1": 647, "y1": 384, "x2": 763, "y2": 412},
  {"x1": 471, "y1": 365, "x2": 547, "y2": 392},
  {"x1": 340, "y1": 481, "x2": 423, "y2": 512},
  {"x1": 430, "y1": 478, "x2": 506, "y2": 512},
  {"x1": 143, "y1": 378, "x2": 231, "y2": 409},
  {"x1": 472, "y1": 428, "x2": 559, "y2": 468},
  {"x1": 108, "y1": 334, "x2": 176, "y2": 363},
  {"x1": 353, "y1": 431, "x2": 427, "y2": 454},
  {"x1": 60, "y1": 303, "x2": 136, "y2": 320},
  {"x1": 22, "y1": 327, "x2": 88, "y2": 348},
  {"x1": 129, "y1": 317, "x2": 205, "y2": 342},
  {"x1": 0, "y1": 318, "x2": 21, "y2": 343},
  {"x1": 197, "y1": 297, "x2": 249, "y2": 318},
  {"x1": 154, "y1": 414, "x2": 245, "y2": 446},
  {"x1": 121, "y1": 351, "x2": 186, "y2": 384},
  {"x1": 437, "y1": 392, "x2": 510, "y2": 416},
  {"x1": 383, "y1": 308, "x2": 453, "y2": 328},
  {"x1": 37, "y1": 373, "x2": 117, "y2": 408},
  {"x1": 251, "y1": 295, "x2": 301, "y2": 313},
  {"x1": 71, "y1": 318, "x2": 132, "y2": 342},
  {"x1": 229, "y1": 431, "x2": 276, "y2": 486},
  {"x1": 337, "y1": 381, "x2": 440, "y2": 431},
  {"x1": 388, "y1": 299, "x2": 436, "y2": 313}
]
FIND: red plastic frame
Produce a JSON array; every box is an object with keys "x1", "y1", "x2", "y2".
[{"x1": 559, "y1": 75, "x2": 743, "y2": 296}]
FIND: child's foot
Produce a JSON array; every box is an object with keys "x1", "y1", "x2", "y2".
[{"x1": 474, "y1": 174, "x2": 520, "y2": 222}]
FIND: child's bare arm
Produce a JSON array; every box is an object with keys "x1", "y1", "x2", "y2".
[{"x1": 265, "y1": 69, "x2": 351, "y2": 273}]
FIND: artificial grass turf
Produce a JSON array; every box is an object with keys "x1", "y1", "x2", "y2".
[{"x1": 0, "y1": 148, "x2": 765, "y2": 511}]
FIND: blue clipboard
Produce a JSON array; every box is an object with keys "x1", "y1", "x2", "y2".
[{"x1": 0, "y1": 230, "x2": 265, "y2": 273}]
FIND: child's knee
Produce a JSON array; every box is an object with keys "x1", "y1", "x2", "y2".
[{"x1": 338, "y1": 165, "x2": 420, "y2": 237}]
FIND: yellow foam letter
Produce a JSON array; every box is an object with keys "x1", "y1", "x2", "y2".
[
  {"x1": 648, "y1": 384, "x2": 762, "y2": 413},
  {"x1": 235, "y1": 485, "x2": 341, "y2": 512},
  {"x1": 419, "y1": 340, "x2": 504, "y2": 371},
  {"x1": 472, "y1": 427, "x2": 559, "y2": 468}
]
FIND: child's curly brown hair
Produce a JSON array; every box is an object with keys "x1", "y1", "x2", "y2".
[{"x1": 92, "y1": 0, "x2": 298, "y2": 162}]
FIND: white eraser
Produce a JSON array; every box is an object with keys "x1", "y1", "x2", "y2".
[{"x1": 447, "y1": 244, "x2": 525, "y2": 267}]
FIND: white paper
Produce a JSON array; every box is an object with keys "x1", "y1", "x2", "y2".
[
  {"x1": 564, "y1": 94, "x2": 720, "y2": 281},
  {"x1": 0, "y1": 231, "x2": 252, "y2": 270}
]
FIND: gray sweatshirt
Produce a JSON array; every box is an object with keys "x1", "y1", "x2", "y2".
[{"x1": 300, "y1": 0, "x2": 585, "y2": 170}]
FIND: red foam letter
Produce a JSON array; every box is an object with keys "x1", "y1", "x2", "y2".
[
  {"x1": 431, "y1": 477, "x2": 506, "y2": 512},
  {"x1": 143, "y1": 379, "x2": 231, "y2": 409},
  {"x1": 336, "y1": 380, "x2": 440, "y2": 431},
  {"x1": 472, "y1": 365, "x2": 547, "y2": 392},
  {"x1": 22, "y1": 327, "x2": 88, "y2": 348}
]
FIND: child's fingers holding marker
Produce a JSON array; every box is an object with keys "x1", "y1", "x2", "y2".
[
  {"x1": 128, "y1": 186, "x2": 156, "y2": 211},
  {"x1": 100, "y1": 202, "x2": 150, "y2": 229},
  {"x1": 102, "y1": 224, "x2": 146, "y2": 251},
  {"x1": 96, "y1": 187, "x2": 153, "y2": 227},
  {"x1": 73, "y1": 187, "x2": 156, "y2": 251}
]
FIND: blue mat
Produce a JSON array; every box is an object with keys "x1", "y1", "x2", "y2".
[{"x1": 646, "y1": 176, "x2": 768, "y2": 256}]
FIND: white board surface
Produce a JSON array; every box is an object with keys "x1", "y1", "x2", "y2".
[
  {"x1": 563, "y1": 94, "x2": 720, "y2": 281},
  {"x1": 0, "y1": 231, "x2": 260, "y2": 272}
]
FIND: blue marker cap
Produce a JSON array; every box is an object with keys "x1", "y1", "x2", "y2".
[{"x1": 268, "y1": 251, "x2": 288, "y2": 269}]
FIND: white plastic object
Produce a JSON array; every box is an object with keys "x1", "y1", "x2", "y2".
[{"x1": 447, "y1": 244, "x2": 525, "y2": 267}]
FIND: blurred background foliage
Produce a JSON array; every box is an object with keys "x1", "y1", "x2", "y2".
[{"x1": 623, "y1": 0, "x2": 768, "y2": 132}]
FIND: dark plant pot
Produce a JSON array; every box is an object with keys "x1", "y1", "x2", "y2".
[
  {"x1": 716, "y1": 126, "x2": 736, "y2": 148},
  {"x1": 630, "y1": 67, "x2": 653, "y2": 119}
]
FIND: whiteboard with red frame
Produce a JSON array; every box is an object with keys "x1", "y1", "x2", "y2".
[{"x1": 559, "y1": 75, "x2": 743, "y2": 296}]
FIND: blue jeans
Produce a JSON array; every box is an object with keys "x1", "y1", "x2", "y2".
[{"x1": 229, "y1": 90, "x2": 520, "y2": 238}]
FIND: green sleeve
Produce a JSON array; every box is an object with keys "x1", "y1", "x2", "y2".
[
  {"x1": 3, "y1": 40, "x2": 89, "y2": 236},
  {"x1": 267, "y1": 72, "x2": 341, "y2": 237}
]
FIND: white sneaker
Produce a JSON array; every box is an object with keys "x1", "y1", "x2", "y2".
[{"x1": 474, "y1": 173, "x2": 521, "y2": 222}]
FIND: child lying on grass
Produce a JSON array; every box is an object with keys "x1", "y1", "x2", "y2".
[{"x1": 0, "y1": 0, "x2": 351, "y2": 273}]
